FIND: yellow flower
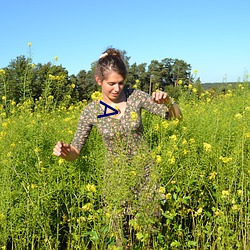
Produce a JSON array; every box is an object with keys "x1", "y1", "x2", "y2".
[
  {"x1": 214, "y1": 209, "x2": 223, "y2": 216},
  {"x1": 208, "y1": 171, "x2": 217, "y2": 180},
  {"x1": 154, "y1": 123, "x2": 159, "y2": 131},
  {"x1": 219, "y1": 156, "x2": 232, "y2": 164},
  {"x1": 168, "y1": 156, "x2": 175, "y2": 165},
  {"x1": 2, "y1": 96, "x2": 6, "y2": 100},
  {"x1": 245, "y1": 106, "x2": 250, "y2": 112},
  {"x1": 135, "y1": 79, "x2": 140, "y2": 83},
  {"x1": 130, "y1": 171, "x2": 136, "y2": 176},
  {"x1": 91, "y1": 91, "x2": 103, "y2": 101},
  {"x1": 171, "y1": 118, "x2": 179, "y2": 126},
  {"x1": 188, "y1": 84, "x2": 193, "y2": 89},
  {"x1": 189, "y1": 138, "x2": 195, "y2": 144},
  {"x1": 194, "y1": 207, "x2": 203, "y2": 216},
  {"x1": 86, "y1": 184, "x2": 96, "y2": 193},
  {"x1": 155, "y1": 155, "x2": 162, "y2": 164},
  {"x1": 169, "y1": 134, "x2": 177, "y2": 141},
  {"x1": 178, "y1": 79, "x2": 183, "y2": 85},
  {"x1": 232, "y1": 204, "x2": 239, "y2": 211},
  {"x1": 193, "y1": 69, "x2": 198, "y2": 74},
  {"x1": 192, "y1": 88, "x2": 197, "y2": 93},
  {"x1": 87, "y1": 215, "x2": 94, "y2": 221},
  {"x1": 0, "y1": 213, "x2": 5, "y2": 221},
  {"x1": 48, "y1": 95, "x2": 54, "y2": 100},
  {"x1": 2, "y1": 122, "x2": 8, "y2": 128},
  {"x1": 54, "y1": 56, "x2": 58, "y2": 62},
  {"x1": 234, "y1": 113, "x2": 242, "y2": 120},
  {"x1": 58, "y1": 158, "x2": 65, "y2": 165},
  {"x1": 130, "y1": 111, "x2": 138, "y2": 121},
  {"x1": 0, "y1": 69, "x2": 6, "y2": 75},
  {"x1": 158, "y1": 186, "x2": 166, "y2": 194},
  {"x1": 237, "y1": 189, "x2": 243, "y2": 196},
  {"x1": 182, "y1": 139, "x2": 187, "y2": 145},
  {"x1": 34, "y1": 147, "x2": 41, "y2": 153},
  {"x1": 161, "y1": 120, "x2": 168, "y2": 129},
  {"x1": 28, "y1": 42, "x2": 32, "y2": 47},
  {"x1": 81, "y1": 203, "x2": 93, "y2": 212},
  {"x1": 203, "y1": 142, "x2": 212, "y2": 152},
  {"x1": 71, "y1": 83, "x2": 75, "y2": 89},
  {"x1": 222, "y1": 190, "x2": 230, "y2": 197},
  {"x1": 133, "y1": 84, "x2": 138, "y2": 89},
  {"x1": 105, "y1": 212, "x2": 111, "y2": 218},
  {"x1": 48, "y1": 74, "x2": 55, "y2": 80},
  {"x1": 165, "y1": 193, "x2": 172, "y2": 199}
]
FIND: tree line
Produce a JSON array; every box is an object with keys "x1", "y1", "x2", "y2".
[{"x1": 0, "y1": 51, "x2": 200, "y2": 106}]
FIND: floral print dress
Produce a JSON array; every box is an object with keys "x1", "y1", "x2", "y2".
[
  {"x1": 72, "y1": 88, "x2": 171, "y2": 232},
  {"x1": 71, "y1": 88, "x2": 169, "y2": 156}
]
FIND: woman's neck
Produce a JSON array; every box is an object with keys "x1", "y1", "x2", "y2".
[{"x1": 103, "y1": 89, "x2": 126, "y2": 105}]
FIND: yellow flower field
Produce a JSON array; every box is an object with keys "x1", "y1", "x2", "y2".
[{"x1": 0, "y1": 83, "x2": 249, "y2": 249}]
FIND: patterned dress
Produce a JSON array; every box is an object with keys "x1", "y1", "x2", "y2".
[
  {"x1": 72, "y1": 88, "x2": 171, "y2": 236},
  {"x1": 71, "y1": 88, "x2": 169, "y2": 155}
]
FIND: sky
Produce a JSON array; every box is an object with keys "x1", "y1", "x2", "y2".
[{"x1": 1, "y1": 0, "x2": 250, "y2": 83}]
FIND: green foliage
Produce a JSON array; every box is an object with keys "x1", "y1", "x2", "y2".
[
  {"x1": 0, "y1": 83, "x2": 249, "y2": 249},
  {"x1": 0, "y1": 47, "x2": 196, "y2": 106}
]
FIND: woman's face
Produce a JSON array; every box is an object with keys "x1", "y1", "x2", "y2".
[{"x1": 96, "y1": 71, "x2": 125, "y2": 102}]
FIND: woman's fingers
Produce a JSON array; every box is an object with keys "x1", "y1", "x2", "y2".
[
  {"x1": 152, "y1": 91, "x2": 170, "y2": 104},
  {"x1": 53, "y1": 141, "x2": 70, "y2": 157}
]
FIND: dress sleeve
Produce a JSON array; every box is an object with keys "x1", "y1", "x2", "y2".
[
  {"x1": 136, "y1": 90, "x2": 170, "y2": 119},
  {"x1": 71, "y1": 103, "x2": 95, "y2": 152}
]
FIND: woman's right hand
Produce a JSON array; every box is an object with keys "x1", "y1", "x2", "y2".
[
  {"x1": 53, "y1": 141, "x2": 71, "y2": 158},
  {"x1": 53, "y1": 141, "x2": 80, "y2": 161}
]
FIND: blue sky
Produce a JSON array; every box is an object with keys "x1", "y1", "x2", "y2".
[{"x1": 1, "y1": 0, "x2": 249, "y2": 83}]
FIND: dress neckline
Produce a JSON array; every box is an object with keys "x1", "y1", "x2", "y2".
[{"x1": 98, "y1": 88, "x2": 131, "y2": 121}]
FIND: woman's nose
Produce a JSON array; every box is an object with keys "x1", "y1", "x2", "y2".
[{"x1": 114, "y1": 84, "x2": 120, "y2": 92}]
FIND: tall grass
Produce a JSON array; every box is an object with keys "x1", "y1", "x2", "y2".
[{"x1": 0, "y1": 83, "x2": 249, "y2": 249}]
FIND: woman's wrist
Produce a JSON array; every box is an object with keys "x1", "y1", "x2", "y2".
[{"x1": 165, "y1": 97, "x2": 175, "y2": 107}]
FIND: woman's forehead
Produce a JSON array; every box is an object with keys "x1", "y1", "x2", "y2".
[{"x1": 105, "y1": 71, "x2": 124, "y2": 81}]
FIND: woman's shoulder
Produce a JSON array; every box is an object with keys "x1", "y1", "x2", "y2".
[
  {"x1": 80, "y1": 100, "x2": 99, "y2": 118},
  {"x1": 125, "y1": 88, "x2": 149, "y2": 100},
  {"x1": 126, "y1": 88, "x2": 150, "y2": 102}
]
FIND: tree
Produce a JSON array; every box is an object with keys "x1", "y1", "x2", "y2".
[
  {"x1": 32, "y1": 62, "x2": 69, "y2": 103},
  {"x1": 77, "y1": 68, "x2": 98, "y2": 101},
  {"x1": 127, "y1": 63, "x2": 151, "y2": 92},
  {"x1": 171, "y1": 59, "x2": 192, "y2": 86},
  {"x1": 148, "y1": 58, "x2": 193, "y2": 91},
  {"x1": 5, "y1": 55, "x2": 33, "y2": 102}
]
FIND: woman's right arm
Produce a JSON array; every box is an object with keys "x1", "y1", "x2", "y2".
[
  {"x1": 53, "y1": 102, "x2": 95, "y2": 161},
  {"x1": 53, "y1": 141, "x2": 80, "y2": 161}
]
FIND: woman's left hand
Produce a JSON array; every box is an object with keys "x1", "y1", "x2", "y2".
[{"x1": 152, "y1": 91, "x2": 171, "y2": 104}]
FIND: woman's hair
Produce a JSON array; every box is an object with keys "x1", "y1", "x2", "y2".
[{"x1": 95, "y1": 48, "x2": 127, "y2": 81}]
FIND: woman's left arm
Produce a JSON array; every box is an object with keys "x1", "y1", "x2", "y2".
[{"x1": 152, "y1": 91, "x2": 183, "y2": 120}]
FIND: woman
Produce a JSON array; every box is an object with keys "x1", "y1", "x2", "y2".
[
  {"x1": 53, "y1": 48, "x2": 182, "y2": 160},
  {"x1": 53, "y1": 47, "x2": 182, "y2": 246}
]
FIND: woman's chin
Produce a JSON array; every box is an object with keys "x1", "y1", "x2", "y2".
[{"x1": 110, "y1": 93, "x2": 119, "y2": 99}]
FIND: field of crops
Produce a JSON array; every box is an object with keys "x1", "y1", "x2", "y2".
[{"x1": 0, "y1": 83, "x2": 249, "y2": 249}]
